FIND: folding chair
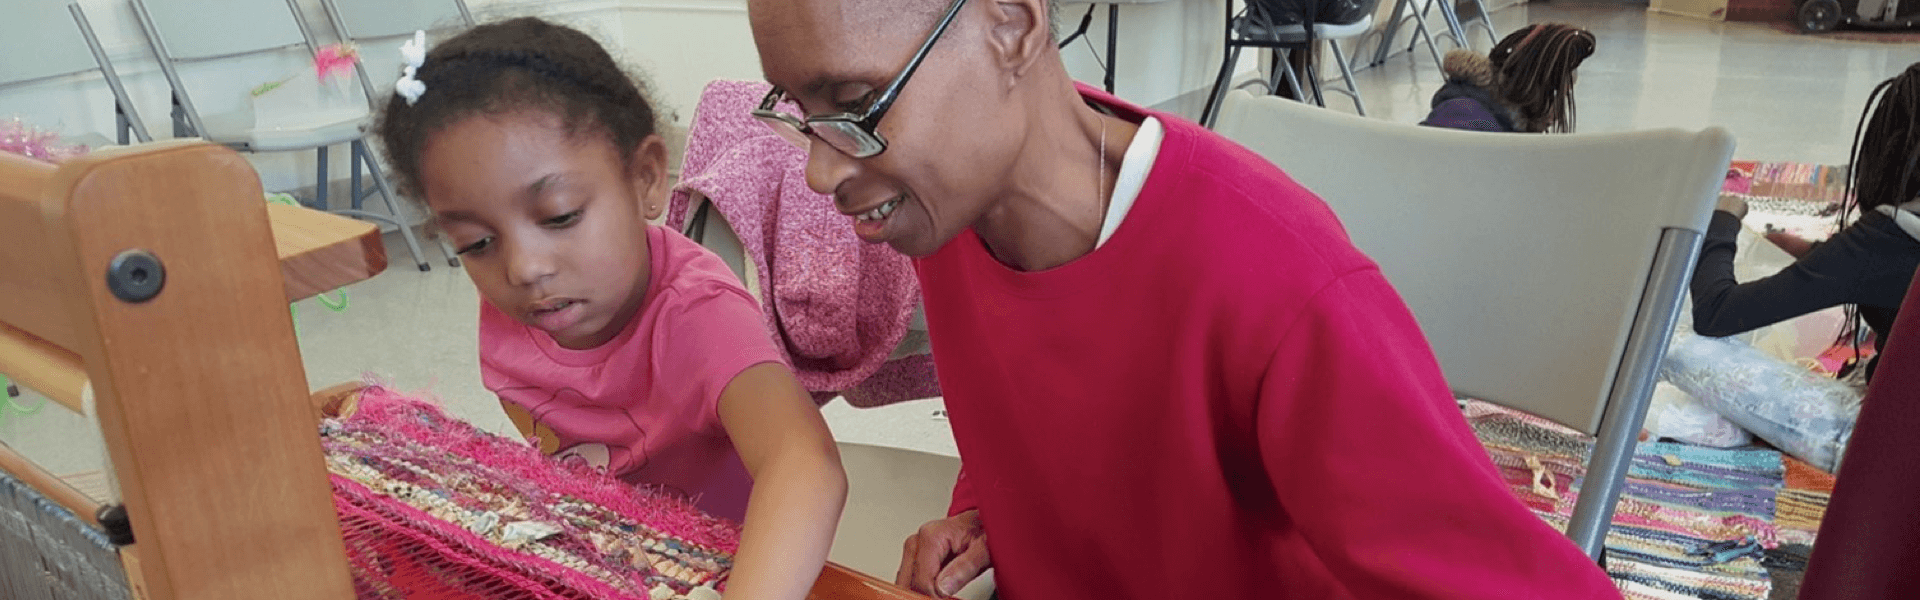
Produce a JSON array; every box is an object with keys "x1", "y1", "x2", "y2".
[
  {"x1": 317, "y1": 0, "x2": 475, "y2": 267},
  {"x1": 1214, "y1": 90, "x2": 1735, "y2": 559},
  {"x1": 1199, "y1": 0, "x2": 1378, "y2": 127},
  {"x1": 318, "y1": 0, "x2": 473, "y2": 115},
  {"x1": 1423, "y1": 0, "x2": 1500, "y2": 49},
  {"x1": 0, "y1": 1, "x2": 151, "y2": 147},
  {"x1": 129, "y1": 0, "x2": 447, "y2": 271}
]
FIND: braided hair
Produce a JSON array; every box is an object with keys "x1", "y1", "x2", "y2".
[
  {"x1": 1487, "y1": 23, "x2": 1595, "y2": 134},
  {"x1": 1831, "y1": 62, "x2": 1920, "y2": 369},
  {"x1": 375, "y1": 17, "x2": 661, "y2": 202}
]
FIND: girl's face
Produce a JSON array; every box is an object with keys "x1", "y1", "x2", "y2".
[{"x1": 418, "y1": 109, "x2": 669, "y2": 349}]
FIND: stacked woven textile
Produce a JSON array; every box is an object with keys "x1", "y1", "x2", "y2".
[
  {"x1": 1721, "y1": 160, "x2": 1849, "y2": 241},
  {"x1": 323, "y1": 386, "x2": 739, "y2": 600},
  {"x1": 1774, "y1": 458, "x2": 1835, "y2": 548},
  {"x1": 1463, "y1": 400, "x2": 1781, "y2": 600}
]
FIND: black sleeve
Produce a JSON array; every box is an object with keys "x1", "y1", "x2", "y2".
[{"x1": 1688, "y1": 210, "x2": 1885, "y2": 337}]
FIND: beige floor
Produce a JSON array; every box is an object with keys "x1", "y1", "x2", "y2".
[
  {"x1": 1, "y1": 0, "x2": 1908, "y2": 588},
  {"x1": 1327, "y1": 0, "x2": 1914, "y2": 165}
]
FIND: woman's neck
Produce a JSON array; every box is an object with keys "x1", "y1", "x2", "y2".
[{"x1": 975, "y1": 93, "x2": 1139, "y2": 272}]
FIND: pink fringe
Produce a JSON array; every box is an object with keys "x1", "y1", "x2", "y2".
[
  {"x1": 329, "y1": 386, "x2": 743, "y2": 597},
  {"x1": 351, "y1": 385, "x2": 742, "y2": 554}
]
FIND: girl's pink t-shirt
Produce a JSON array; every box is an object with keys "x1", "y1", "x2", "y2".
[{"x1": 479, "y1": 226, "x2": 784, "y2": 521}]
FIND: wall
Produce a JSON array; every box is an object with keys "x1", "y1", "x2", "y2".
[
  {"x1": 7, "y1": 0, "x2": 628, "y2": 196},
  {"x1": 11, "y1": 0, "x2": 1439, "y2": 197},
  {"x1": 1724, "y1": 0, "x2": 1793, "y2": 22}
]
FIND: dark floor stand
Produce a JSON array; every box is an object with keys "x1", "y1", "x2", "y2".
[{"x1": 1058, "y1": 3, "x2": 1123, "y2": 93}]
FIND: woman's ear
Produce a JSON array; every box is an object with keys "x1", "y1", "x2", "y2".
[
  {"x1": 630, "y1": 133, "x2": 671, "y2": 221},
  {"x1": 983, "y1": 0, "x2": 1052, "y2": 81}
]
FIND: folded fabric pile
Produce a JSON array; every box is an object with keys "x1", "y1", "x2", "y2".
[
  {"x1": 1463, "y1": 400, "x2": 1783, "y2": 600},
  {"x1": 324, "y1": 386, "x2": 739, "y2": 600}
]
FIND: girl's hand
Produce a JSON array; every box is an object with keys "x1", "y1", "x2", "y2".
[
  {"x1": 1764, "y1": 228, "x2": 1817, "y2": 259},
  {"x1": 717, "y1": 363, "x2": 848, "y2": 600},
  {"x1": 1715, "y1": 195, "x2": 1749, "y2": 220}
]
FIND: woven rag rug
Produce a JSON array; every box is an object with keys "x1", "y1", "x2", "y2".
[
  {"x1": 1722, "y1": 161, "x2": 1849, "y2": 240},
  {"x1": 1465, "y1": 399, "x2": 1790, "y2": 600},
  {"x1": 324, "y1": 385, "x2": 740, "y2": 600},
  {"x1": 1715, "y1": 160, "x2": 1848, "y2": 584},
  {"x1": 1762, "y1": 457, "x2": 1835, "y2": 598},
  {"x1": 1712, "y1": 158, "x2": 1843, "y2": 542}
]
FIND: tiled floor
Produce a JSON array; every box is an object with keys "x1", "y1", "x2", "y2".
[
  {"x1": 2, "y1": 0, "x2": 1909, "y2": 525},
  {"x1": 1329, "y1": 0, "x2": 1917, "y2": 165}
]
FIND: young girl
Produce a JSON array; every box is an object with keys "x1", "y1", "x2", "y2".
[
  {"x1": 374, "y1": 18, "x2": 846, "y2": 600},
  {"x1": 1422, "y1": 23, "x2": 1596, "y2": 133},
  {"x1": 1693, "y1": 62, "x2": 1920, "y2": 381}
]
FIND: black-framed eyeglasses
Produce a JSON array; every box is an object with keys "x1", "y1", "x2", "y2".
[{"x1": 753, "y1": 0, "x2": 970, "y2": 159}]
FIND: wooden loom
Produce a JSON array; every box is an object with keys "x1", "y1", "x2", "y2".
[{"x1": 0, "y1": 141, "x2": 924, "y2": 600}]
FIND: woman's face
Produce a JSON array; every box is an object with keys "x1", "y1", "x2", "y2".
[{"x1": 750, "y1": 0, "x2": 1026, "y2": 257}]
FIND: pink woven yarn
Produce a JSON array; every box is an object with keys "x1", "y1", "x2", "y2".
[{"x1": 327, "y1": 385, "x2": 741, "y2": 599}]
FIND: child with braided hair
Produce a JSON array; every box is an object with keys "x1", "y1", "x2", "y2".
[
  {"x1": 1693, "y1": 62, "x2": 1920, "y2": 380},
  {"x1": 1422, "y1": 23, "x2": 1596, "y2": 133}
]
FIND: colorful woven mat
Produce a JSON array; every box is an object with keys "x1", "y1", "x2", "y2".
[
  {"x1": 1724, "y1": 161, "x2": 1848, "y2": 204},
  {"x1": 1722, "y1": 161, "x2": 1850, "y2": 240},
  {"x1": 324, "y1": 386, "x2": 738, "y2": 600},
  {"x1": 1464, "y1": 400, "x2": 1781, "y2": 600},
  {"x1": 1775, "y1": 457, "x2": 1835, "y2": 548},
  {"x1": 1715, "y1": 161, "x2": 1845, "y2": 551}
]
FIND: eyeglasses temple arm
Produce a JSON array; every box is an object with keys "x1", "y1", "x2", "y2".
[{"x1": 865, "y1": 0, "x2": 971, "y2": 124}]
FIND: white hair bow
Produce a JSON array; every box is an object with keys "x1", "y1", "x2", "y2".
[{"x1": 395, "y1": 30, "x2": 427, "y2": 105}]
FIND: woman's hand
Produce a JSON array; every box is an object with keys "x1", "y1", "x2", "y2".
[
  {"x1": 897, "y1": 510, "x2": 989, "y2": 598},
  {"x1": 1716, "y1": 195, "x2": 1749, "y2": 220}
]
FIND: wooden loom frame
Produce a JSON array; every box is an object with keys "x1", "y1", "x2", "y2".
[{"x1": 0, "y1": 141, "x2": 925, "y2": 600}]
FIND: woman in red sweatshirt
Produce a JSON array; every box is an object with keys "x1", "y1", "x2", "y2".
[{"x1": 746, "y1": 0, "x2": 1620, "y2": 597}]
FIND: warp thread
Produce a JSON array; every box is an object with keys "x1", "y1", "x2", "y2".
[{"x1": 0, "y1": 469, "x2": 131, "y2": 599}]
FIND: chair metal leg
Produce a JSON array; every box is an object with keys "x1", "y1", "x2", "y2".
[
  {"x1": 1408, "y1": 5, "x2": 1446, "y2": 68},
  {"x1": 1272, "y1": 49, "x2": 1308, "y2": 105},
  {"x1": 1424, "y1": 0, "x2": 1470, "y2": 48},
  {"x1": 1564, "y1": 228, "x2": 1704, "y2": 559},
  {"x1": 1329, "y1": 41, "x2": 1366, "y2": 116},
  {"x1": 1370, "y1": 0, "x2": 1414, "y2": 66},
  {"x1": 353, "y1": 139, "x2": 432, "y2": 271},
  {"x1": 350, "y1": 145, "x2": 364, "y2": 212},
  {"x1": 314, "y1": 145, "x2": 329, "y2": 210},
  {"x1": 1104, "y1": 4, "x2": 1118, "y2": 94},
  {"x1": 1201, "y1": 44, "x2": 1244, "y2": 129},
  {"x1": 1264, "y1": 50, "x2": 1288, "y2": 97},
  {"x1": 116, "y1": 107, "x2": 131, "y2": 146},
  {"x1": 1301, "y1": 47, "x2": 1326, "y2": 108},
  {"x1": 1467, "y1": 0, "x2": 1500, "y2": 46},
  {"x1": 437, "y1": 238, "x2": 462, "y2": 268},
  {"x1": 170, "y1": 95, "x2": 191, "y2": 138},
  {"x1": 1281, "y1": 62, "x2": 1307, "y2": 105}
]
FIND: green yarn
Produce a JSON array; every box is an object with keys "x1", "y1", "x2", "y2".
[
  {"x1": 268, "y1": 193, "x2": 351, "y2": 336},
  {"x1": 0, "y1": 375, "x2": 46, "y2": 427}
]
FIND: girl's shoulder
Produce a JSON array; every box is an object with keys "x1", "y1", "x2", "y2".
[
  {"x1": 641, "y1": 226, "x2": 791, "y2": 377},
  {"x1": 647, "y1": 226, "x2": 759, "y2": 308}
]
